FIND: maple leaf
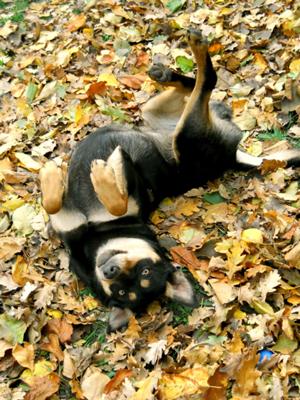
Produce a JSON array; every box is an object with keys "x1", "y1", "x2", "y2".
[{"x1": 144, "y1": 339, "x2": 168, "y2": 365}]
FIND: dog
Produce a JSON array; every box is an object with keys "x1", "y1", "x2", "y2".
[{"x1": 40, "y1": 30, "x2": 300, "y2": 331}]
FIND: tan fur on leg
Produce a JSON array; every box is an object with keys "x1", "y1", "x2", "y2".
[
  {"x1": 90, "y1": 146, "x2": 128, "y2": 217},
  {"x1": 39, "y1": 161, "x2": 65, "y2": 214},
  {"x1": 172, "y1": 31, "x2": 213, "y2": 161}
]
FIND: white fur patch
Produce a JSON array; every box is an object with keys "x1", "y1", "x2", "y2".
[
  {"x1": 50, "y1": 209, "x2": 87, "y2": 233},
  {"x1": 88, "y1": 197, "x2": 139, "y2": 223},
  {"x1": 95, "y1": 237, "x2": 160, "y2": 274},
  {"x1": 236, "y1": 148, "x2": 300, "y2": 167}
]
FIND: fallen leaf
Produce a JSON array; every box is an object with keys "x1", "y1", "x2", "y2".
[
  {"x1": 67, "y1": 14, "x2": 86, "y2": 32},
  {"x1": 0, "y1": 314, "x2": 27, "y2": 345},
  {"x1": 104, "y1": 369, "x2": 133, "y2": 394},
  {"x1": 81, "y1": 366, "x2": 110, "y2": 400},
  {"x1": 12, "y1": 343, "x2": 34, "y2": 370},
  {"x1": 233, "y1": 348, "x2": 260, "y2": 397},
  {"x1": 159, "y1": 368, "x2": 209, "y2": 400},
  {"x1": 45, "y1": 318, "x2": 73, "y2": 343},
  {"x1": 0, "y1": 237, "x2": 25, "y2": 261},
  {"x1": 24, "y1": 373, "x2": 60, "y2": 400}
]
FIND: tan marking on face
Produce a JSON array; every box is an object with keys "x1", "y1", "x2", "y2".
[
  {"x1": 140, "y1": 279, "x2": 150, "y2": 288},
  {"x1": 129, "y1": 292, "x2": 137, "y2": 301},
  {"x1": 96, "y1": 238, "x2": 160, "y2": 275},
  {"x1": 95, "y1": 267, "x2": 112, "y2": 296}
]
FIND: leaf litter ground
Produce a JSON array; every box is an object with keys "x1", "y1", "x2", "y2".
[{"x1": 0, "y1": 0, "x2": 300, "y2": 399}]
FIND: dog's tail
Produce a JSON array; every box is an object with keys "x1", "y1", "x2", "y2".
[{"x1": 236, "y1": 148, "x2": 300, "y2": 168}]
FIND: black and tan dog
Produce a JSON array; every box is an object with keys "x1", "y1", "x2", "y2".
[{"x1": 40, "y1": 31, "x2": 300, "y2": 331}]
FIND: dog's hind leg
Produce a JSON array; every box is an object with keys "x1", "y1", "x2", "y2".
[
  {"x1": 39, "y1": 161, "x2": 65, "y2": 214},
  {"x1": 90, "y1": 146, "x2": 129, "y2": 217},
  {"x1": 172, "y1": 30, "x2": 217, "y2": 162},
  {"x1": 142, "y1": 64, "x2": 195, "y2": 133}
]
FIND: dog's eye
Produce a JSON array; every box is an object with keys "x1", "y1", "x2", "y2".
[
  {"x1": 142, "y1": 268, "x2": 150, "y2": 276},
  {"x1": 118, "y1": 289, "x2": 125, "y2": 296}
]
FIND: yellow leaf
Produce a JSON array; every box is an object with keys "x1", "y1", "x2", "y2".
[
  {"x1": 83, "y1": 296, "x2": 99, "y2": 311},
  {"x1": 98, "y1": 73, "x2": 119, "y2": 87},
  {"x1": 174, "y1": 198, "x2": 199, "y2": 217},
  {"x1": 241, "y1": 228, "x2": 263, "y2": 244},
  {"x1": 47, "y1": 309, "x2": 63, "y2": 319},
  {"x1": 289, "y1": 59, "x2": 300, "y2": 74},
  {"x1": 1, "y1": 196, "x2": 25, "y2": 212},
  {"x1": 21, "y1": 359, "x2": 56, "y2": 385},
  {"x1": 12, "y1": 255, "x2": 29, "y2": 286},
  {"x1": 159, "y1": 368, "x2": 209, "y2": 400},
  {"x1": 12, "y1": 342, "x2": 34, "y2": 370},
  {"x1": 132, "y1": 370, "x2": 161, "y2": 400},
  {"x1": 67, "y1": 14, "x2": 86, "y2": 32},
  {"x1": 15, "y1": 152, "x2": 42, "y2": 172}
]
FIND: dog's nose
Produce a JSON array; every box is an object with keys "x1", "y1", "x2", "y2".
[{"x1": 102, "y1": 264, "x2": 120, "y2": 279}]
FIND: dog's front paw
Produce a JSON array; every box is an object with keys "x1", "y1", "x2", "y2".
[{"x1": 148, "y1": 63, "x2": 174, "y2": 83}]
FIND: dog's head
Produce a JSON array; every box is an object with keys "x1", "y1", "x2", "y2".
[{"x1": 75, "y1": 237, "x2": 197, "y2": 331}]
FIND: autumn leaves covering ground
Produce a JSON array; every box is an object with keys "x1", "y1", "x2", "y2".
[{"x1": 0, "y1": 0, "x2": 300, "y2": 399}]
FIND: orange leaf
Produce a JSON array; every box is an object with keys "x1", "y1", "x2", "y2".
[
  {"x1": 104, "y1": 369, "x2": 132, "y2": 394},
  {"x1": 46, "y1": 318, "x2": 73, "y2": 343},
  {"x1": 259, "y1": 159, "x2": 286, "y2": 175},
  {"x1": 203, "y1": 366, "x2": 228, "y2": 400},
  {"x1": 24, "y1": 373, "x2": 60, "y2": 400},
  {"x1": 12, "y1": 255, "x2": 29, "y2": 286},
  {"x1": 40, "y1": 333, "x2": 64, "y2": 362},
  {"x1": 86, "y1": 81, "x2": 106, "y2": 99},
  {"x1": 118, "y1": 74, "x2": 147, "y2": 89},
  {"x1": 170, "y1": 246, "x2": 206, "y2": 279},
  {"x1": 67, "y1": 14, "x2": 86, "y2": 32},
  {"x1": 12, "y1": 343, "x2": 34, "y2": 370},
  {"x1": 233, "y1": 348, "x2": 260, "y2": 397}
]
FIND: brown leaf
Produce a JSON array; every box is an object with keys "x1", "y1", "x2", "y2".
[
  {"x1": 40, "y1": 333, "x2": 64, "y2": 362},
  {"x1": 0, "y1": 237, "x2": 25, "y2": 262},
  {"x1": 24, "y1": 373, "x2": 60, "y2": 400},
  {"x1": 104, "y1": 369, "x2": 132, "y2": 394},
  {"x1": 86, "y1": 81, "x2": 106, "y2": 99},
  {"x1": 46, "y1": 318, "x2": 73, "y2": 343},
  {"x1": 170, "y1": 246, "x2": 206, "y2": 280},
  {"x1": 12, "y1": 342, "x2": 34, "y2": 370},
  {"x1": 259, "y1": 159, "x2": 286, "y2": 175},
  {"x1": 67, "y1": 14, "x2": 86, "y2": 32},
  {"x1": 203, "y1": 366, "x2": 228, "y2": 400},
  {"x1": 118, "y1": 74, "x2": 147, "y2": 90}
]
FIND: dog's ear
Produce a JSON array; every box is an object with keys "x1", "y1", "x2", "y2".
[
  {"x1": 165, "y1": 269, "x2": 197, "y2": 307},
  {"x1": 107, "y1": 307, "x2": 133, "y2": 333}
]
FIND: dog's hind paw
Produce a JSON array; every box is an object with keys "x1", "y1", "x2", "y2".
[{"x1": 39, "y1": 161, "x2": 64, "y2": 214}]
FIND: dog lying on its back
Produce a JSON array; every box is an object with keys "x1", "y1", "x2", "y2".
[{"x1": 40, "y1": 30, "x2": 300, "y2": 331}]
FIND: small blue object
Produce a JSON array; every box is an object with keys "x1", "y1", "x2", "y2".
[{"x1": 258, "y1": 349, "x2": 274, "y2": 364}]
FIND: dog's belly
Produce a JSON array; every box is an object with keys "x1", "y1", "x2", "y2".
[{"x1": 50, "y1": 196, "x2": 139, "y2": 234}]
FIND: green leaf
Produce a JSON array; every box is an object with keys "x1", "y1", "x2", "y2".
[
  {"x1": 251, "y1": 299, "x2": 274, "y2": 315},
  {"x1": 203, "y1": 191, "x2": 225, "y2": 204},
  {"x1": 102, "y1": 106, "x2": 130, "y2": 122},
  {"x1": 0, "y1": 314, "x2": 27, "y2": 345},
  {"x1": 166, "y1": 0, "x2": 186, "y2": 13},
  {"x1": 26, "y1": 82, "x2": 38, "y2": 103},
  {"x1": 272, "y1": 334, "x2": 298, "y2": 354},
  {"x1": 257, "y1": 128, "x2": 286, "y2": 142},
  {"x1": 176, "y1": 56, "x2": 194, "y2": 73}
]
